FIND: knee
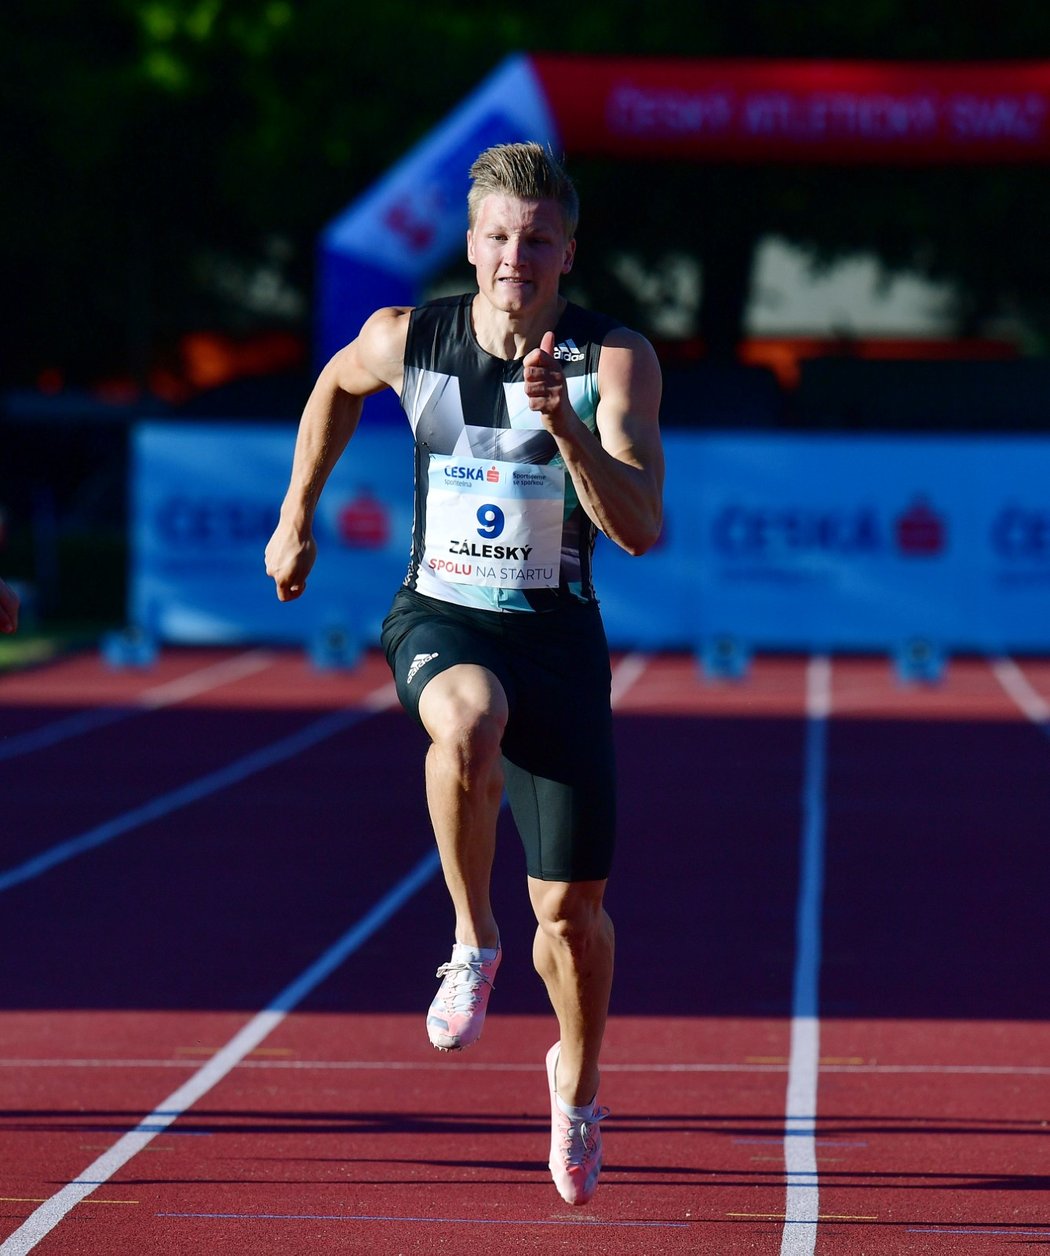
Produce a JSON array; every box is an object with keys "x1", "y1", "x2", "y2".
[
  {"x1": 428, "y1": 701, "x2": 505, "y2": 781},
  {"x1": 420, "y1": 668, "x2": 508, "y2": 779},
  {"x1": 532, "y1": 882, "x2": 612, "y2": 957}
]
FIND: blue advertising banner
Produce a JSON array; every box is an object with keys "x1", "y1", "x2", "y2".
[
  {"x1": 131, "y1": 422, "x2": 415, "y2": 646},
  {"x1": 685, "y1": 434, "x2": 1050, "y2": 653},
  {"x1": 130, "y1": 425, "x2": 1050, "y2": 653}
]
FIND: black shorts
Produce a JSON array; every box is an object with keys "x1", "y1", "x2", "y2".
[{"x1": 380, "y1": 588, "x2": 616, "y2": 882}]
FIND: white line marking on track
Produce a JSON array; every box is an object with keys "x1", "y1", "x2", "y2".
[
  {"x1": 2, "y1": 1057, "x2": 1048, "y2": 1076},
  {"x1": 8, "y1": 1055, "x2": 1050, "y2": 1085},
  {"x1": 137, "y1": 650, "x2": 277, "y2": 708},
  {"x1": 991, "y1": 656, "x2": 1050, "y2": 725},
  {"x1": 780, "y1": 654, "x2": 830, "y2": 1256},
  {"x1": 609, "y1": 652, "x2": 650, "y2": 705},
  {"x1": 0, "y1": 847, "x2": 441, "y2": 1256},
  {"x1": 0, "y1": 684, "x2": 397, "y2": 895},
  {"x1": 0, "y1": 650, "x2": 276, "y2": 762}
]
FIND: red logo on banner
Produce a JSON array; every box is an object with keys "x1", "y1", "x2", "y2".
[
  {"x1": 895, "y1": 499, "x2": 946, "y2": 556},
  {"x1": 485, "y1": 466, "x2": 500, "y2": 483},
  {"x1": 338, "y1": 492, "x2": 390, "y2": 548},
  {"x1": 384, "y1": 202, "x2": 434, "y2": 252}
]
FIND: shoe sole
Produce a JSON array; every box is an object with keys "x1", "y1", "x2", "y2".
[{"x1": 428, "y1": 1019, "x2": 485, "y2": 1052}]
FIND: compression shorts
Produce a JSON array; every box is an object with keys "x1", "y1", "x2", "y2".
[{"x1": 381, "y1": 588, "x2": 616, "y2": 882}]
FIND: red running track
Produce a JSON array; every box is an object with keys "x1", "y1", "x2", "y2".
[{"x1": 0, "y1": 648, "x2": 1049, "y2": 1254}]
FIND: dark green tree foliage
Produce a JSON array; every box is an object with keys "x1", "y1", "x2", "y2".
[{"x1": 5, "y1": 0, "x2": 1050, "y2": 387}]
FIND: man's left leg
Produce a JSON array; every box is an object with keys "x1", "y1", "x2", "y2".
[{"x1": 529, "y1": 876, "x2": 613, "y2": 1204}]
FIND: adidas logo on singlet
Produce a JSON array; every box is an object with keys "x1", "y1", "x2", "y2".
[
  {"x1": 407, "y1": 652, "x2": 439, "y2": 684},
  {"x1": 552, "y1": 338, "x2": 585, "y2": 363}
]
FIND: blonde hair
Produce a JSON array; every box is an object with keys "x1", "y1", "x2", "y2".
[{"x1": 467, "y1": 142, "x2": 579, "y2": 238}]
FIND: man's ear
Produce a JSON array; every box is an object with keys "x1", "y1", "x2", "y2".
[{"x1": 562, "y1": 238, "x2": 576, "y2": 274}]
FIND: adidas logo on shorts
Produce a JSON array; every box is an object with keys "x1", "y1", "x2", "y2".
[{"x1": 407, "y1": 652, "x2": 439, "y2": 684}]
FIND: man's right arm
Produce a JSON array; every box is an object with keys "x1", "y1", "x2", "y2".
[{"x1": 265, "y1": 306, "x2": 410, "y2": 602}]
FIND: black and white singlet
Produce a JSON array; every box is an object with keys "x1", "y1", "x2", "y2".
[{"x1": 398, "y1": 293, "x2": 621, "y2": 613}]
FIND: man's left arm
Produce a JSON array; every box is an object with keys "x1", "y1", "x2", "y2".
[{"x1": 524, "y1": 328, "x2": 664, "y2": 556}]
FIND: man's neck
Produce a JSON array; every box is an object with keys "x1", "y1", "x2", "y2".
[{"x1": 470, "y1": 294, "x2": 565, "y2": 361}]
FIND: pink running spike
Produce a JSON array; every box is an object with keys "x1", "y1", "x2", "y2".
[
  {"x1": 545, "y1": 1041, "x2": 609, "y2": 1205},
  {"x1": 426, "y1": 943, "x2": 501, "y2": 1051}
]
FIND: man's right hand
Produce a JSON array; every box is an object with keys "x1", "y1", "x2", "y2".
[{"x1": 264, "y1": 525, "x2": 317, "y2": 602}]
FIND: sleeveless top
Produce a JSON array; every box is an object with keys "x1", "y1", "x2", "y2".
[{"x1": 398, "y1": 293, "x2": 620, "y2": 613}]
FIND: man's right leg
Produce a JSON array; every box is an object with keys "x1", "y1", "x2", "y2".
[
  {"x1": 417, "y1": 664, "x2": 507, "y2": 1049},
  {"x1": 418, "y1": 663, "x2": 507, "y2": 950}
]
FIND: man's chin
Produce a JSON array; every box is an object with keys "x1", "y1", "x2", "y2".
[{"x1": 488, "y1": 285, "x2": 537, "y2": 313}]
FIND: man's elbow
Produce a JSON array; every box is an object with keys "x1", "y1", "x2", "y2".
[
  {"x1": 624, "y1": 535, "x2": 659, "y2": 558},
  {"x1": 622, "y1": 511, "x2": 663, "y2": 557}
]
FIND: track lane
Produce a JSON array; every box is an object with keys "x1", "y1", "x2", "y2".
[
  {"x1": 811, "y1": 656, "x2": 1050, "y2": 1252},
  {"x1": 0, "y1": 652, "x2": 399, "y2": 877},
  {"x1": 14, "y1": 651, "x2": 1040, "y2": 1252},
  {"x1": 0, "y1": 852, "x2": 441, "y2": 1256},
  {"x1": 12, "y1": 652, "x2": 823, "y2": 1254}
]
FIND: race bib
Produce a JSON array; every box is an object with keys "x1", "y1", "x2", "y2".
[{"x1": 424, "y1": 455, "x2": 565, "y2": 589}]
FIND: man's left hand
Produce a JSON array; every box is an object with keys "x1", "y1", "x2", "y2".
[{"x1": 523, "y1": 331, "x2": 571, "y2": 433}]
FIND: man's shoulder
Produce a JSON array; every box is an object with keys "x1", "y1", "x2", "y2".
[
  {"x1": 561, "y1": 302, "x2": 656, "y2": 359},
  {"x1": 350, "y1": 305, "x2": 414, "y2": 384},
  {"x1": 562, "y1": 301, "x2": 622, "y2": 340}
]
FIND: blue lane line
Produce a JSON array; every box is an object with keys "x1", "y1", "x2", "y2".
[
  {"x1": 0, "y1": 706, "x2": 374, "y2": 894},
  {"x1": 267, "y1": 846, "x2": 441, "y2": 1015},
  {"x1": 779, "y1": 656, "x2": 831, "y2": 1256},
  {"x1": 0, "y1": 707, "x2": 134, "y2": 762}
]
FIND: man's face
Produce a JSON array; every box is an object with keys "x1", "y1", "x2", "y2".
[{"x1": 467, "y1": 195, "x2": 575, "y2": 316}]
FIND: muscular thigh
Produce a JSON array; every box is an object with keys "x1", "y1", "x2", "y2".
[
  {"x1": 383, "y1": 590, "x2": 617, "y2": 881},
  {"x1": 382, "y1": 590, "x2": 514, "y2": 730}
]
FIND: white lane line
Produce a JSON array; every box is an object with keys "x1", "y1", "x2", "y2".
[
  {"x1": 0, "y1": 847, "x2": 442, "y2": 1256},
  {"x1": 3, "y1": 1058, "x2": 1048, "y2": 1076},
  {"x1": 0, "y1": 651, "x2": 276, "y2": 762},
  {"x1": 0, "y1": 685, "x2": 397, "y2": 895},
  {"x1": 780, "y1": 655, "x2": 831, "y2": 1256},
  {"x1": 137, "y1": 650, "x2": 277, "y2": 708},
  {"x1": 609, "y1": 652, "x2": 650, "y2": 706},
  {"x1": 991, "y1": 656, "x2": 1050, "y2": 725}
]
